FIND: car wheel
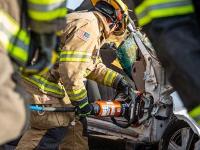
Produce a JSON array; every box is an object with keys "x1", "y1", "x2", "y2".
[{"x1": 159, "y1": 118, "x2": 199, "y2": 150}]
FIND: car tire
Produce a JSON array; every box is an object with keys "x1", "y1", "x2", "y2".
[{"x1": 159, "y1": 117, "x2": 199, "y2": 150}]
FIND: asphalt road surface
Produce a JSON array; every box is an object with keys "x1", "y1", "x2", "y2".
[
  {"x1": 1, "y1": 135, "x2": 158, "y2": 150},
  {"x1": 88, "y1": 136, "x2": 158, "y2": 150}
]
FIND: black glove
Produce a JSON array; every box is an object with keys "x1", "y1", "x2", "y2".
[
  {"x1": 75, "y1": 98, "x2": 93, "y2": 117},
  {"x1": 116, "y1": 78, "x2": 136, "y2": 100},
  {"x1": 72, "y1": 98, "x2": 93, "y2": 137}
]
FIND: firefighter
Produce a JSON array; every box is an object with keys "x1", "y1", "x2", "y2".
[
  {"x1": 0, "y1": 0, "x2": 67, "y2": 144},
  {"x1": 57, "y1": 0, "x2": 132, "y2": 117},
  {"x1": 16, "y1": 65, "x2": 89, "y2": 150},
  {"x1": 132, "y1": 0, "x2": 200, "y2": 125},
  {"x1": 16, "y1": 0, "x2": 135, "y2": 149}
]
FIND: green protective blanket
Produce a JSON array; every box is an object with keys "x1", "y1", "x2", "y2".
[{"x1": 116, "y1": 34, "x2": 138, "y2": 77}]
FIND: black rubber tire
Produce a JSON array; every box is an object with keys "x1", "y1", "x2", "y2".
[{"x1": 159, "y1": 117, "x2": 199, "y2": 150}]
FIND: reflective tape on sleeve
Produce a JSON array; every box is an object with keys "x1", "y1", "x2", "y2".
[
  {"x1": 59, "y1": 50, "x2": 92, "y2": 62},
  {"x1": 66, "y1": 87, "x2": 87, "y2": 101},
  {"x1": 28, "y1": 0, "x2": 65, "y2": 5},
  {"x1": 27, "y1": 0, "x2": 67, "y2": 21},
  {"x1": 22, "y1": 75, "x2": 65, "y2": 96},
  {"x1": 71, "y1": 96, "x2": 88, "y2": 107},
  {"x1": 135, "y1": 0, "x2": 194, "y2": 26},
  {"x1": 103, "y1": 69, "x2": 118, "y2": 87},
  {"x1": 28, "y1": 8, "x2": 67, "y2": 21},
  {"x1": 0, "y1": 10, "x2": 30, "y2": 64},
  {"x1": 28, "y1": 1, "x2": 66, "y2": 12}
]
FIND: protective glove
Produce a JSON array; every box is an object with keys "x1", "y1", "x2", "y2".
[
  {"x1": 116, "y1": 78, "x2": 136, "y2": 100},
  {"x1": 75, "y1": 98, "x2": 93, "y2": 117},
  {"x1": 72, "y1": 98, "x2": 93, "y2": 136}
]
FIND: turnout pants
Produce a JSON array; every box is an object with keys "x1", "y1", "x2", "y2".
[
  {"x1": 16, "y1": 121, "x2": 88, "y2": 150},
  {"x1": 16, "y1": 80, "x2": 88, "y2": 150}
]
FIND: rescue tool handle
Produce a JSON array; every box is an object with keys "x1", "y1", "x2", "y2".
[
  {"x1": 29, "y1": 105, "x2": 89, "y2": 137},
  {"x1": 29, "y1": 105, "x2": 75, "y2": 112},
  {"x1": 29, "y1": 102, "x2": 119, "y2": 117}
]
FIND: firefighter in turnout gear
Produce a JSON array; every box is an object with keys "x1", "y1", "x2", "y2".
[
  {"x1": 0, "y1": 0, "x2": 67, "y2": 145},
  {"x1": 16, "y1": 0, "x2": 135, "y2": 149},
  {"x1": 16, "y1": 64, "x2": 89, "y2": 150},
  {"x1": 58, "y1": 0, "x2": 130, "y2": 117},
  {"x1": 132, "y1": 0, "x2": 200, "y2": 125}
]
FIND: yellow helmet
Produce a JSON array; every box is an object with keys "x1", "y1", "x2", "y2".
[{"x1": 91, "y1": 0, "x2": 129, "y2": 35}]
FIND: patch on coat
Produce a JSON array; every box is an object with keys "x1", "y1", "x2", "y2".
[{"x1": 76, "y1": 30, "x2": 90, "y2": 41}]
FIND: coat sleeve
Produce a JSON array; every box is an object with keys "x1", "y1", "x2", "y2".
[
  {"x1": 86, "y1": 61, "x2": 123, "y2": 88},
  {"x1": 58, "y1": 18, "x2": 98, "y2": 106}
]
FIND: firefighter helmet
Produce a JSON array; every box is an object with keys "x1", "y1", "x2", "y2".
[{"x1": 91, "y1": 0, "x2": 128, "y2": 35}]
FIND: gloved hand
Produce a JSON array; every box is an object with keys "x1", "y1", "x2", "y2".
[
  {"x1": 116, "y1": 78, "x2": 136, "y2": 100},
  {"x1": 75, "y1": 99, "x2": 93, "y2": 117}
]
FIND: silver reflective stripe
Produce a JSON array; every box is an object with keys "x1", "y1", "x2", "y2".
[
  {"x1": 28, "y1": 1, "x2": 66, "y2": 12},
  {"x1": 1, "y1": 22, "x2": 29, "y2": 52},
  {"x1": 9, "y1": 37, "x2": 29, "y2": 53},
  {"x1": 9, "y1": 37, "x2": 29, "y2": 63},
  {"x1": 1, "y1": 26, "x2": 29, "y2": 63},
  {"x1": 60, "y1": 54, "x2": 91, "y2": 59},
  {"x1": 138, "y1": 0, "x2": 192, "y2": 19},
  {"x1": 0, "y1": 30, "x2": 29, "y2": 63}
]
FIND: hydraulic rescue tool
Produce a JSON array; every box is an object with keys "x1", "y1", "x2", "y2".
[
  {"x1": 29, "y1": 91, "x2": 154, "y2": 128},
  {"x1": 29, "y1": 99, "x2": 129, "y2": 117}
]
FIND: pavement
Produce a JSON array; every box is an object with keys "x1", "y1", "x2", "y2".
[{"x1": 1, "y1": 136, "x2": 158, "y2": 150}]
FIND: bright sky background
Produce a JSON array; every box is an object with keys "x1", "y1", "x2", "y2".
[{"x1": 67, "y1": 0, "x2": 84, "y2": 10}]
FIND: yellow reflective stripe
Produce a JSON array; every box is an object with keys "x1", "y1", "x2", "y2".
[
  {"x1": 69, "y1": 93, "x2": 87, "y2": 101},
  {"x1": 197, "y1": 120, "x2": 200, "y2": 125},
  {"x1": 17, "y1": 30, "x2": 30, "y2": 45},
  {"x1": 136, "y1": 0, "x2": 192, "y2": 14},
  {"x1": 66, "y1": 88, "x2": 87, "y2": 101},
  {"x1": 0, "y1": 31, "x2": 28, "y2": 63},
  {"x1": 9, "y1": 45, "x2": 28, "y2": 62},
  {"x1": 79, "y1": 101, "x2": 89, "y2": 109},
  {"x1": 139, "y1": 6, "x2": 193, "y2": 26},
  {"x1": 22, "y1": 75, "x2": 65, "y2": 96},
  {"x1": 137, "y1": 0, "x2": 181, "y2": 14},
  {"x1": 136, "y1": 0, "x2": 194, "y2": 26},
  {"x1": 28, "y1": 1, "x2": 66, "y2": 12},
  {"x1": 59, "y1": 50, "x2": 91, "y2": 62},
  {"x1": 60, "y1": 57, "x2": 90, "y2": 62},
  {"x1": 104, "y1": 69, "x2": 118, "y2": 86},
  {"x1": 0, "y1": 10, "x2": 30, "y2": 63},
  {"x1": 109, "y1": 71, "x2": 118, "y2": 86},
  {"x1": 28, "y1": 0, "x2": 65, "y2": 5},
  {"x1": 28, "y1": 8, "x2": 67, "y2": 21},
  {"x1": 0, "y1": 10, "x2": 30, "y2": 44},
  {"x1": 189, "y1": 105, "x2": 200, "y2": 118},
  {"x1": 33, "y1": 75, "x2": 60, "y2": 87},
  {"x1": 67, "y1": 88, "x2": 86, "y2": 95},
  {"x1": 193, "y1": 119, "x2": 200, "y2": 125},
  {"x1": 60, "y1": 51, "x2": 91, "y2": 55},
  {"x1": 189, "y1": 105, "x2": 200, "y2": 124}
]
